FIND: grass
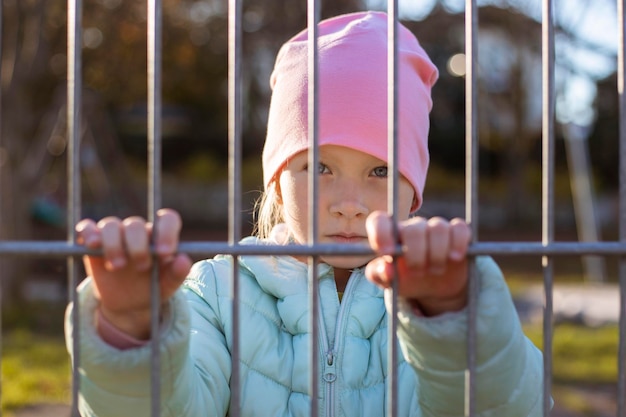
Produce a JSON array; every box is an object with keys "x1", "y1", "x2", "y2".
[
  {"x1": 1, "y1": 329, "x2": 71, "y2": 416},
  {"x1": 523, "y1": 323, "x2": 619, "y2": 384},
  {"x1": 505, "y1": 270, "x2": 620, "y2": 385},
  {"x1": 0, "y1": 292, "x2": 620, "y2": 416}
]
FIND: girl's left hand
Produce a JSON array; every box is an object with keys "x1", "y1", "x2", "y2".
[{"x1": 364, "y1": 211, "x2": 472, "y2": 317}]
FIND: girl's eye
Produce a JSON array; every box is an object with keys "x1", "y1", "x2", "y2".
[
  {"x1": 303, "y1": 163, "x2": 331, "y2": 174},
  {"x1": 371, "y1": 166, "x2": 388, "y2": 178}
]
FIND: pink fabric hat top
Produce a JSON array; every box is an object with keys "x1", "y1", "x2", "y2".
[{"x1": 262, "y1": 11, "x2": 438, "y2": 211}]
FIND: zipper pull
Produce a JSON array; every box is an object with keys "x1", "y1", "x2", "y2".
[{"x1": 323, "y1": 351, "x2": 336, "y2": 383}]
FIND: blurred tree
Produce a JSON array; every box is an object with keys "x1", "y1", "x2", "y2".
[
  {"x1": 406, "y1": 5, "x2": 544, "y2": 224},
  {"x1": 589, "y1": 72, "x2": 618, "y2": 192},
  {"x1": 0, "y1": 0, "x2": 366, "y2": 303},
  {"x1": 1, "y1": 0, "x2": 66, "y2": 302},
  {"x1": 402, "y1": 2, "x2": 618, "y2": 226},
  {"x1": 78, "y1": 0, "x2": 365, "y2": 159}
]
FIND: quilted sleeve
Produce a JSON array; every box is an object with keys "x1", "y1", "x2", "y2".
[
  {"x1": 391, "y1": 256, "x2": 546, "y2": 417},
  {"x1": 64, "y1": 260, "x2": 232, "y2": 417}
]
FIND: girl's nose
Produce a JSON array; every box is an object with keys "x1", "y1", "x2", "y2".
[{"x1": 329, "y1": 188, "x2": 369, "y2": 219}]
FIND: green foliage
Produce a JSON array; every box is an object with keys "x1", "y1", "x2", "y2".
[
  {"x1": 1, "y1": 330, "x2": 71, "y2": 415},
  {"x1": 523, "y1": 323, "x2": 619, "y2": 384},
  {"x1": 0, "y1": 322, "x2": 618, "y2": 414},
  {"x1": 3, "y1": 301, "x2": 66, "y2": 335}
]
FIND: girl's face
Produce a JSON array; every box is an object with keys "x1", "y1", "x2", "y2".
[{"x1": 278, "y1": 145, "x2": 415, "y2": 272}]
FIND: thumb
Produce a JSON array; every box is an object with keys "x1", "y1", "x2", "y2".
[
  {"x1": 366, "y1": 211, "x2": 396, "y2": 254},
  {"x1": 365, "y1": 256, "x2": 396, "y2": 288},
  {"x1": 159, "y1": 253, "x2": 193, "y2": 300}
]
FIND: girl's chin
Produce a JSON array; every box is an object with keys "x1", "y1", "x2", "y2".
[
  {"x1": 320, "y1": 255, "x2": 373, "y2": 270},
  {"x1": 292, "y1": 254, "x2": 374, "y2": 270}
]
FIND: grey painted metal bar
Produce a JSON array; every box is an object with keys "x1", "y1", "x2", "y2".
[
  {"x1": 227, "y1": 0, "x2": 243, "y2": 415},
  {"x1": 464, "y1": 0, "x2": 478, "y2": 415},
  {"x1": 4, "y1": 240, "x2": 626, "y2": 258},
  {"x1": 541, "y1": 1, "x2": 555, "y2": 415},
  {"x1": 67, "y1": 1, "x2": 82, "y2": 415},
  {"x1": 386, "y1": 3, "x2": 400, "y2": 417},
  {"x1": 618, "y1": 1, "x2": 626, "y2": 416},
  {"x1": 147, "y1": 1, "x2": 163, "y2": 415},
  {"x1": 0, "y1": 0, "x2": 3, "y2": 413},
  {"x1": 306, "y1": 1, "x2": 320, "y2": 415}
]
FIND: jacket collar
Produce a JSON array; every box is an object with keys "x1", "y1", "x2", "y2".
[
  {"x1": 237, "y1": 236, "x2": 335, "y2": 300},
  {"x1": 236, "y1": 236, "x2": 385, "y2": 340}
]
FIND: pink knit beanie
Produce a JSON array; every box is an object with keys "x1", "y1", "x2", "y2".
[{"x1": 262, "y1": 11, "x2": 438, "y2": 211}]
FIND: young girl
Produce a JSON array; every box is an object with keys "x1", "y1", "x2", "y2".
[{"x1": 66, "y1": 11, "x2": 545, "y2": 417}]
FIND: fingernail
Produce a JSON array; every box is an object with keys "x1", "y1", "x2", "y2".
[
  {"x1": 449, "y1": 250, "x2": 463, "y2": 261},
  {"x1": 377, "y1": 261, "x2": 386, "y2": 277},
  {"x1": 85, "y1": 235, "x2": 99, "y2": 248},
  {"x1": 160, "y1": 254, "x2": 175, "y2": 264},
  {"x1": 111, "y1": 257, "x2": 126, "y2": 269},
  {"x1": 157, "y1": 243, "x2": 172, "y2": 254}
]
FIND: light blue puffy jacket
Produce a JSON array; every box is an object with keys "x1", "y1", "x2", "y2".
[{"x1": 66, "y1": 237, "x2": 546, "y2": 416}]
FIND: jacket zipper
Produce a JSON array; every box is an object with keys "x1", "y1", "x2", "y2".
[
  {"x1": 319, "y1": 274, "x2": 358, "y2": 417},
  {"x1": 323, "y1": 350, "x2": 336, "y2": 417}
]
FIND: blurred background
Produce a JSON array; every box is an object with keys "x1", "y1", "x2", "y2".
[{"x1": 0, "y1": 0, "x2": 622, "y2": 416}]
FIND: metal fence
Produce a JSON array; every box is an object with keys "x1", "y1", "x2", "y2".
[{"x1": 0, "y1": 0, "x2": 625, "y2": 416}]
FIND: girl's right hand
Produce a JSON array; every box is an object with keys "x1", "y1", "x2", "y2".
[{"x1": 75, "y1": 208, "x2": 192, "y2": 340}]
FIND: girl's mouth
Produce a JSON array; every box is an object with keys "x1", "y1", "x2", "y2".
[{"x1": 327, "y1": 234, "x2": 367, "y2": 244}]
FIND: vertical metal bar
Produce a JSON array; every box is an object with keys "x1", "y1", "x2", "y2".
[
  {"x1": 617, "y1": 1, "x2": 626, "y2": 416},
  {"x1": 228, "y1": 0, "x2": 242, "y2": 415},
  {"x1": 386, "y1": 4, "x2": 399, "y2": 417},
  {"x1": 67, "y1": 1, "x2": 82, "y2": 415},
  {"x1": 307, "y1": 1, "x2": 320, "y2": 415},
  {"x1": 0, "y1": 1, "x2": 3, "y2": 413},
  {"x1": 464, "y1": 1, "x2": 478, "y2": 415},
  {"x1": 147, "y1": 1, "x2": 162, "y2": 416},
  {"x1": 541, "y1": 1, "x2": 555, "y2": 416}
]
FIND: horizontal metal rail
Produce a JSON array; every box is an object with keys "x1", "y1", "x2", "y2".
[{"x1": 1, "y1": 240, "x2": 626, "y2": 257}]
